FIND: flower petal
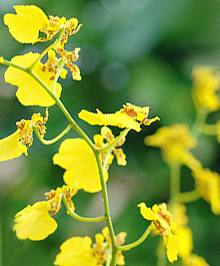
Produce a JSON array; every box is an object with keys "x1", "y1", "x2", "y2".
[
  {"x1": 54, "y1": 236, "x2": 98, "y2": 266},
  {"x1": 13, "y1": 201, "x2": 57, "y2": 241},
  {"x1": 53, "y1": 138, "x2": 108, "y2": 193},
  {"x1": 4, "y1": 5, "x2": 49, "y2": 43},
  {"x1": 4, "y1": 52, "x2": 62, "y2": 106},
  {"x1": 78, "y1": 109, "x2": 141, "y2": 131},
  {"x1": 167, "y1": 235, "x2": 181, "y2": 263},
  {"x1": 138, "y1": 202, "x2": 158, "y2": 220},
  {"x1": 0, "y1": 130, "x2": 27, "y2": 162}
]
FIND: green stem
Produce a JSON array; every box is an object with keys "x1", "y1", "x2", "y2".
[
  {"x1": 200, "y1": 124, "x2": 217, "y2": 136},
  {"x1": 98, "y1": 129, "x2": 130, "y2": 154},
  {"x1": 118, "y1": 225, "x2": 152, "y2": 251},
  {"x1": 169, "y1": 162, "x2": 181, "y2": 204},
  {"x1": 191, "y1": 107, "x2": 209, "y2": 138},
  {"x1": 29, "y1": 70, "x2": 96, "y2": 150},
  {"x1": 62, "y1": 196, "x2": 106, "y2": 223},
  {"x1": 95, "y1": 152, "x2": 117, "y2": 266},
  {"x1": 177, "y1": 189, "x2": 200, "y2": 203},
  {"x1": 33, "y1": 124, "x2": 72, "y2": 145}
]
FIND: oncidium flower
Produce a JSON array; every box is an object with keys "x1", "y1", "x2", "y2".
[
  {"x1": 193, "y1": 168, "x2": 220, "y2": 215},
  {"x1": 14, "y1": 185, "x2": 77, "y2": 241},
  {"x1": 192, "y1": 66, "x2": 220, "y2": 112},
  {"x1": 94, "y1": 126, "x2": 127, "y2": 166},
  {"x1": 4, "y1": 5, "x2": 82, "y2": 44},
  {"x1": 78, "y1": 103, "x2": 160, "y2": 132},
  {"x1": 54, "y1": 236, "x2": 98, "y2": 266},
  {"x1": 0, "y1": 111, "x2": 48, "y2": 162},
  {"x1": 53, "y1": 138, "x2": 109, "y2": 193},
  {"x1": 138, "y1": 202, "x2": 181, "y2": 263},
  {"x1": 54, "y1": 227, "x2": 126, "y2": 266},
  {"x1": 4, "y1": 52, "x2": 66, "y2": 106},
  {"x1": 145, "y1": 124, "x2": 202, "y2": 171}
]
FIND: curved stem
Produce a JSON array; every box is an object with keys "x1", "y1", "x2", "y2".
[
  {"x1": 33, "y1": 124, "x2": 72, "y2": 145},
  {"x1": 201, "y1": 124, "x2": 217, "y2": 135},
  {"x1": 177, "y1": 189, "x2": 200, "y2": 203},
  {"x1": 62, "y1": 196, "x2": 106, "y2": 223},
  {"x1": 118, "y1": 225, "x2": 152, "y2": 251}
]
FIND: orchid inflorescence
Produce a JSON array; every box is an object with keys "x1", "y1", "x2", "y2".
[{"x1": 1, "y1": 5, "x2": 219, "y2": 266}]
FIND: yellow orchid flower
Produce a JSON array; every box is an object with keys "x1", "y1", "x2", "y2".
[
  {"x1": 0, "y1": 111, "x2": 48, "y2": 162},
  {"x1": 53, "y1": 138, "x2": 109, "y2": 193},
  {"x1": 54, "y1": 236, "x2": 98, "y2": 266},
  {"x1": 13, "y1": 201, "x2": 57, "y2": 241},
  {"x1": 78, "y1": 103, "x2": 159, "y2": 132},
  {"x1": 192, "y1": 66, "x2": 220, "y2": 112},
  {"x1": 145, "y1": 124, "x2": 202, "y2": 171},
  {"x1": 13, "y1": 185, "x2": 77, "y2": 241},
  {"x1": 4, "y1": 5, "x2": 82, "y2": 44},
  {"x1": 193, "y1": 168, "x2": 220, "y2": 215},
  {"x1": 54, "y1": 227, "x2": 127, "y2": 266},
  {"x1": 138, "y1": 202, "x2": 181, "y2": 263},
  {"x1": 4, "y1": 52, "x2": 66, "y2": 106}
]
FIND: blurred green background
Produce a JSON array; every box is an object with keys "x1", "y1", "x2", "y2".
[{"x1": 1, "y1": 0, "x2": 220, "y2": 265}]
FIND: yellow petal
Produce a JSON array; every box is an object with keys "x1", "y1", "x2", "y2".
[
  {"x1": 4, "y1": 52, "x2": 62, "y2": 106},
  {"x1": 53, "y1": 138, "x2": 108, "y2": 193},
  {"x1": 0, "y1": 130, "x2": 27, "y2": 162},
  {"x1": 54, "y1": 236, "x2": 98, "y2": 266},
  {"x1": 176, "y1": 227, "x2": 193, "y2": 259},
  {"x1": 138, "y1": 202, "x2": 158, "y2": 220},
  {"x1": 13, "y1": 201, "x2": 57, "y2": 241},
  {"x1": 4, "y1": 5, "x2": 49, "y2": 43},
  {"x1": 167, "y1": 235, "x2": 181, "y2": 263},
  {"x1": 78, "y1": 109, "x2": 141, "y2": 131}
]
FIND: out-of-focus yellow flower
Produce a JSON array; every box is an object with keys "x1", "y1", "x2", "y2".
[
  {"x1": 138, "y1": 202, "x2": 181, "y2": 263},
  {"x1": 4, "y1": 52, "x2": 65, "y2": 106},
  {"x1": 192, "y1": 66, "x2": 220, "y2": 112},
  {"x1": 94, "y1": 126, "x2": 127, "y2": 166},
  {"x1": 54, "y1": 236, "x2": 98, "y2": 266},
  {"x1": 145, "y1": 124, "x2": 201, "y2": 171},
  {"x1": 4, "y1": 5, "x2": 82, "y2": 44},
  {"x1": 53, "y1": 138, "x2": 109, "y2": 193},
  {"x1": 171, "y1": 204, "x2": 193, "y2": 259},
  {"x1": 193, "y1": 168, "x2": 220, "y2": 215},
  {"x1": 78, "y1": 103, "x2": 159, "y2": 132},
  {"x1": 0, "y1": 111, "x2": 48, "y2": 162},
  {"x1": 13, "y1": 185, "x2": 76, "y2": 241},
  {"x1": 183, "y1": 254, "x2": 210, "y2": 266}
]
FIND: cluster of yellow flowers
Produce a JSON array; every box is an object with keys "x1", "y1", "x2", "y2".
[
  {"x1": 144, "y1": 65, "x2": 220, "y2": 265},
  {"x1": 1, "y1": 4, "x2": 219, "y2": 266}
]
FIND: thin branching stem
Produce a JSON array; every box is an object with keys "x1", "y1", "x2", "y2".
[{"x1": 62, "y1": 196, "x2": 106, "y2": 223}]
